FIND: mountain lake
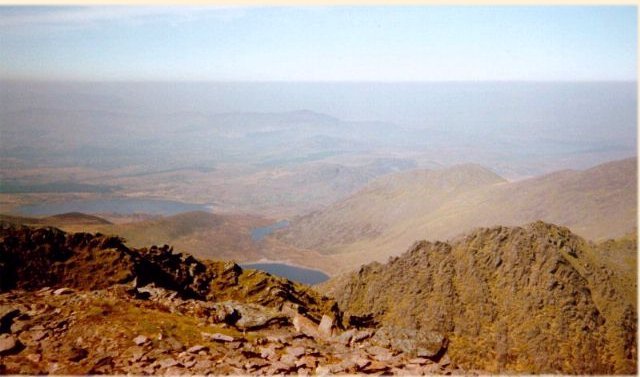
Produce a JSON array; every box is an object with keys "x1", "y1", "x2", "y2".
[{"x1": 241, "y1": 262, "x2": 329, "y2": 284}]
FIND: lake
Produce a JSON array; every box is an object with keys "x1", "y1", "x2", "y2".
[
  {"x1": 241, "y1": 263, "x2": 329, "y2": 285},
  {"x1": 15, "y1": 198, "x2": 209, "y2": 216},
  {"x1": 251, "y1": 220, "x2": 290, "y2": 242}
]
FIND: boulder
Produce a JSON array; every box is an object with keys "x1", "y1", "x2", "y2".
[
  {"x1": 0, "y1": 334, "x2": 19, "y2": 355},
  {"x1": 286, "y1": 346, "x2": 306, "y2": 357},
  {"x1": 230, "y1": 302, "x2": 289, "y2": 330},
  {"x1": 157, "y1": 357, "x2": 179, "y2": 369},
  {"x1": 201, "y1": 332, "x2": 234, "y2": 342},
  {"x1": 186, "y1": 345, "x2": 207, "y2": 354},
  {"x1": 373, "y1": 326, "x2": 447, "y2": 359},
  {"x1": 293, "y1": 313, "x2": 320, "y2": 339},
  {"x1": 0, "y1": 306, "x2": 20, "y2": 333},
  {"x1": 164, "y1": 336, "x2": 184, "y2": 351},
  {"x1": 259, "y1": 345, "x2": 278, "y2": 360},
  {"x1": 366, "y1": 345, "x2": 394, "y2": 362},
  {"x1": 133, "y1": 335, "x2": 149, "y2": 346},
  {"x1": 318, "y1": 315, "x2": 335, "y2": 338},
  {"x1": 334, "y1": 329, "x2": 355, "y2": 345}
]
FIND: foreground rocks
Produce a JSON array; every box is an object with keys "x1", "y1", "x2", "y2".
[
  {"x1": 0, "y1": 287, "x2": 458, "y2": 375},
  {"x1": 0, "y1": 224, "x2": 461, "y2": 375}
]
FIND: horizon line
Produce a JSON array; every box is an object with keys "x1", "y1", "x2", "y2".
[{"x1": 1, "y1": 78, "x2": 637, "y2": 84}]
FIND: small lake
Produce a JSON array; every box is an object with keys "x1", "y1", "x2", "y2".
[
  {"x1": 251, "y1": 220, "x2": 289, "y2": 242},
  {"x1": 15, "y1": 198, "x2": 209, "y2": 216},
  {"x1": 241, "y1": 263, "x2": 329, "y2": 285}
]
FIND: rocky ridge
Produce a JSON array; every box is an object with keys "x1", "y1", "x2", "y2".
[
  {"x1": 319, "y1": 222, "x2": 637, "y2": 374},
  {"x1": 0, "y1": 224, "x2": 456, "y2": 375}
]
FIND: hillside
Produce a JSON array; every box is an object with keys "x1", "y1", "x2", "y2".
[
  {"x1": 0, "y1": 212, "x2": 112, "y2": 229},
  {"x1": 277, "y1": 163, "x2": 506, "y2": 253},
  {"x1": 0, "y1": 211, "x2": 342, "y2": 273},
  {"x1": 278, "y1": 158, "x2": 636, "y2": 272},
  {"x1": 318, "y1": 222, "x2": 637, "y2": 374},
  {"x1": 0, "y1": 224, "x2": 457, "y2": 375},
  {"x1": 89, "y1": 211, "x2": 271, "y2": 262}
]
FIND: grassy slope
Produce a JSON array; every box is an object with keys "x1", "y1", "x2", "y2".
[{"x1": 280, "y1": 158, "x2": 636, "y2": 273}]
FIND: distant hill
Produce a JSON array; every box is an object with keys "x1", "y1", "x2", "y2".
[
  {"x1": 277, "y1": 158, "x2": 636, "y2": 272},
  {"x1": 0, "y1": 212, "x2": 112, "y2": 228},
  {"x1": 206, "y1": 158, "x2": 418, "y2": 217},
  {"x1": 45, "y1": 212, "x2": 113, "y2": 225},
  {"x1": 0, "y1": 211, "x2": 340, "y2": 273},
  {"x1": 76, "y1": 211, "x2": 273, "y2": 263},
  {"x1": 277, "y1": 163, "x2": 505, "y2": 254},
  {"x1": 318, "y1": 222, "x2": 637, "y2": 374}
]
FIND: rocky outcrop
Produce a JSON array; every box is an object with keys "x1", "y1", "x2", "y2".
[
  {"x1": 0, "y1": 223, "x2": 461, "y2": 375},
  {"x1": 320, "y1": 222, "x2": 637, "y2": 374},
  {"x1": 0, "y1": 283, "x2": 458, "y2": 375},
  {"x1": 0, "y1": 224, "x2": 337, "y2": 320}
]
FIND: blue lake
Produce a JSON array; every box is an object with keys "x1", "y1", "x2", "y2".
[
  {"x1": 241, "y1": 263, "x2": 329, "y2": 285},
  {"x1": 251, "y1": 220, "x2": 290, "y2": 241},
  {"x1": 15, "y1": 198, "x2": 209, "y2": 216}
]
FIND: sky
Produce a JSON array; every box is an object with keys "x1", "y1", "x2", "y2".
[{"x1": 0, "y1": 6, "x2": 636, "y2": 81}]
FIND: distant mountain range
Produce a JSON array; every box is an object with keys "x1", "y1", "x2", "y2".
[{"x1": 276, "y1": 157, "x2": 637, "y2": 272}]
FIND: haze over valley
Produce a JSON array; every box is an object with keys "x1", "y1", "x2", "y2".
[{"x1": 0, "y1": 5, "x2": 636, "y2": 375}]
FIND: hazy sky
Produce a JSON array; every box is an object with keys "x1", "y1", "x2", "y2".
[{"x1": 0, "y1": 6, "x2": 636, "y2": 81}]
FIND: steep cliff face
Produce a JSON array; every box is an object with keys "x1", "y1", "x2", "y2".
[{"x1": 320, "y1": 222, "x2": 637, "y2": 374}]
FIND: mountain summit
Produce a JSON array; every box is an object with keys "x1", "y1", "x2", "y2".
[{"x1": 319, "y1": 222, "x2": 637, "y2": 374}]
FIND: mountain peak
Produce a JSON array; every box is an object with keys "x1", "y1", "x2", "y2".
[{"x1": 319, "y1": 221, "x2": 637, "y2": 374}]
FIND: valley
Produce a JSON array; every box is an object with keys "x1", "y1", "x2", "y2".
[{"x1": 0, "y1": 82, "x2": 636, "y2": 375}]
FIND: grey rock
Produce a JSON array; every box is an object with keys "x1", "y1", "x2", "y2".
[
  {"x1": 352, "y1": 329, "x2": 374, "y2": 343},
  {"x1": 233, "y1": 303, "x2": 289, "y2": 331},
  {"x1": 186, "y1": 345, "x2": 207, "y2": 354},
  {"x1": 53, "y1": 287, "x2": 75, "y2": 295},
  {"x1": 279, "y1": 353, "x2": 298, "y2": 366},
  {"x1": 286, "y1": 346, "x2": 306, "y2": 357},
  {"x1": 201, "y1": 332, "x2": 234, "y2": 342},
  {"x1": 317, "y1": 315, "x2": 335, "y2": 338},
  {"x1": 164, "y1": 336, "x2": 184, "y2": 351},
  {"x1": 334, "y1": 329, "x2": 355, "y2": 345},
  {"x1": 374, "y1": 326, "x2": 447, "y2": 359},
  {"x1": 408, "y1": 357, "x2": 429, "y2": 365},
  {"x1": 158, "y1": 357, "x2": 179, "y2": 369},
  {"x1": 133, "y1": 335, "x2": 149, "y2": 346},
  {"x1": 259, "y1": 345, "x2": 277, "y2": 360}
]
